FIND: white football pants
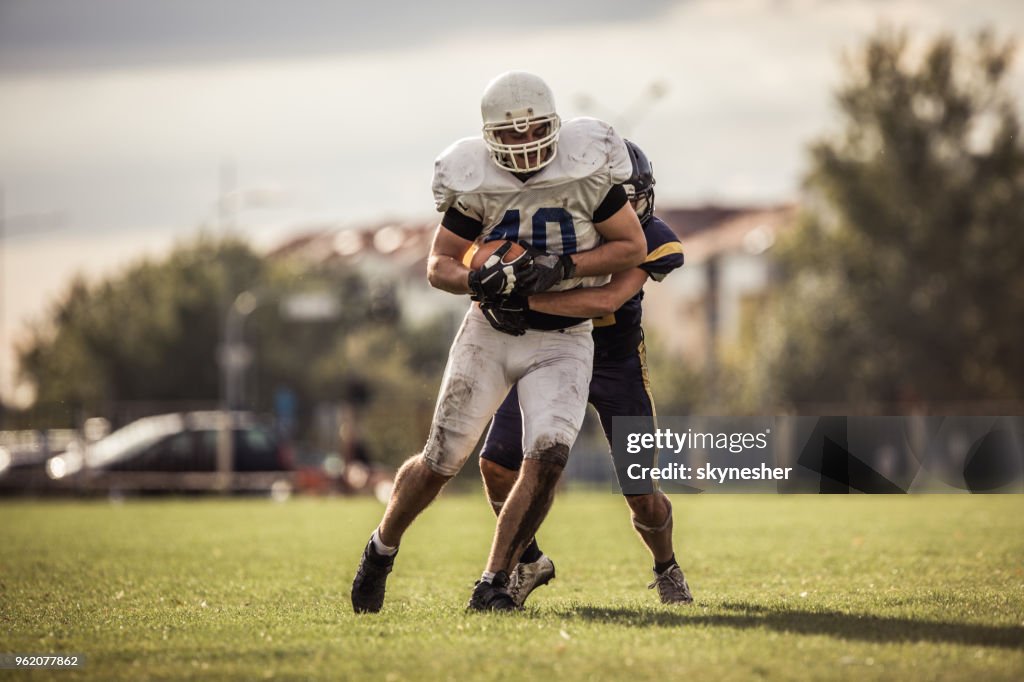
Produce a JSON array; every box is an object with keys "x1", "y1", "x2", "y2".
[{"x1": 422, "y1": 305, "x2": 594, "y2": 476}]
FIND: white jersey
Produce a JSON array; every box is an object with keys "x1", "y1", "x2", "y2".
[{"x1": 432, "y1": 117, "x2": 633, "y2": 291}]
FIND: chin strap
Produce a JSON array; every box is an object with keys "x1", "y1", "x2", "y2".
[{"x1": 632, "y1": 497, "x2": 673, "y2": 534}]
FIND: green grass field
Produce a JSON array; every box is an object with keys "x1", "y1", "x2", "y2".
[{"x1": 1, "y1": 493, "x2": 1022, "y2": 681}]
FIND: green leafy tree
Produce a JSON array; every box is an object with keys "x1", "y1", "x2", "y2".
[
  {"x1": 20, "y1": 237, "x2": 259, "y2": 414},
  {"x1": 758, "y1": 29, "x2": 1024, "y2": 408},
  {"x1": 14, "y1": 232, "x2": 462, "y2": 459},
  {"x1": 16, "y1": 235, "x2": 375, "y2": 426}
]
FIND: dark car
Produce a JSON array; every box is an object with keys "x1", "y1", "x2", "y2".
[
  {"x1": 46, "y1": 412, "x2": 293, "y2": 494},
  {"x1": 0, "y1": 430, "x2": 80, "y2": 494}
]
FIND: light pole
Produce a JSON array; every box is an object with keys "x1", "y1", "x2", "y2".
[
  {"x1": 222, "y1": 290, "x2": 259, "y2": 412},
  {"x1": 216, "y1": 288, "x2": 341, "y2": 489},
  {"x1": 211, "y1": 161, "x2": 291, "y2": 489},
  {"x1": 216, "y1": 289, "x2": 259, "y2": 490}
]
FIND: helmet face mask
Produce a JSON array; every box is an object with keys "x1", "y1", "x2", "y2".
[
  {"x1": 623, "y1": 139, "x2": 656, "y2": 225},
  {"x1": 481, "y1": 71, "x2": 561, "y2": 173},
  {"x1": 483, "y1": 116, "x2": 561, "y2": 172}
]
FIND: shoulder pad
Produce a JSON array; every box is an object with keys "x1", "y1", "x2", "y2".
[
  {"x1": 432, "y1": 137, "x2": 492, "y2": 212},
  {"x1": 555, "y1": 118, "x2": 633, "y2": 183}
]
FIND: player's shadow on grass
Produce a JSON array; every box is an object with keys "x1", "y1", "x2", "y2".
[{"x1": 557, "y1": 601, "x2": 1024, "y2": 650}]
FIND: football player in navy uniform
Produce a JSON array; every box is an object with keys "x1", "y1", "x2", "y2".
[
  {"x1": 351, "y1": 71, "x2": 646, "y2": 613},
  {"x1": 477, "y1": 141, "x2": 693, "y2": 607}
]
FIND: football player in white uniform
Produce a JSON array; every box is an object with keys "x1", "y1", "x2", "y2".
[{"x1": 351, "y1": 71, "x2": 646, "y2": 612}]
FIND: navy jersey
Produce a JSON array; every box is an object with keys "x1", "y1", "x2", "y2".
[
  {"x1": 591, "y1": 215, "x2": 683, "y2": 358},
  {"x1": 481, "y1": 214, "x2": 684, "y2": 492}
]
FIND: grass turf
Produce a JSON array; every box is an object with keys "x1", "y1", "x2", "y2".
[{"x1": 1, "y1": 493, "x2": 1022, "y2": 681}]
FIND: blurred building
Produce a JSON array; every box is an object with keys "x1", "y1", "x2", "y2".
[
  {"x1": 647, "y1": 204, "x2": 798, "y2": 363},
  {"x1": 270, "y1": 219, "x2": 467, "y2": 331}
]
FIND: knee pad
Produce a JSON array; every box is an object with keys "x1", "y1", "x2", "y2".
[{"x1": 632, "y1": 496, "x2": 673, "y2": 534}]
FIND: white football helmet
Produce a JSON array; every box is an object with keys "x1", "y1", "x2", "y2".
[{"x1": 481, "y1": 71, "x2": 561, "y2": 173}]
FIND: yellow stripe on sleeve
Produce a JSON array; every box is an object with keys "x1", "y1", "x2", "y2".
[{"x1": 644, "y1": 242, "x2": 684, "y2": 263}]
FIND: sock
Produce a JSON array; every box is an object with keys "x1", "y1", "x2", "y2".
[
  {"x1": 518, "y1": 538, "x2": 543, "y2": 564},
  {"x1": 654, "y1": 554, "x2": 677, "y2": 575},
  {"x1": 480, "y1": 570, "x2": 496, "y2": 584},
  {"x1": 370, "y1": 529, "x2": 398, "y2": 557}
]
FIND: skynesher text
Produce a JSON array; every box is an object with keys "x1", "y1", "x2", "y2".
[{"x1": 627, "y1": 462, "x2": 793, "y2": 483}]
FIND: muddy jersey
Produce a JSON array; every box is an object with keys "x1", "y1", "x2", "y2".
[{"x1": 432, "y1": 117, "x2": 633, "y2": 293}]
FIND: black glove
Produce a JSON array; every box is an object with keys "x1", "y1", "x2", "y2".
[
  {"x1": 479, "y1": 295, "x2": 529, "y2": 336},
  {"x1": 468, "y1": 241, "x2": 535, "y2": 301},
  {"x1": 514, "y1": 240, "x2": 576, "y2": 295}
]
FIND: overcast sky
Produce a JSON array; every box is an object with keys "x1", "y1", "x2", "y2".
[{"x1": 0, "y1": 0, "x2": 1022, "y2": 402}]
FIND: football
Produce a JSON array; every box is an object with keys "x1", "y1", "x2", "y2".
[{"x1": 468, "y1": 239, "x2": 527, "y2": 271}]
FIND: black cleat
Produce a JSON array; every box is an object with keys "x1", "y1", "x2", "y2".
[
  {"x1": 467, "y1": 571, "x2": 519, "y2": 612},
  {"x1": 351, "y1": 540, "x2": 397, "y2": 613}
]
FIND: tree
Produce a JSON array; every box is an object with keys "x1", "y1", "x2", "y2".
[
  {"x1": 20, "y1": 238, "x2": 252, "y2": 414},
  {"x1": 756, "y1": 29, "x2": 1024, "y2": 408},
  {"x1": 14, "y1": 232, "x2": 464, "y2": 462},
  {"x1": 16, "y1": 235, "x2": 374, "y2": 426}
]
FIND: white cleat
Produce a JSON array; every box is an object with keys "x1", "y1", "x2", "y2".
[
  {"x1": 648, "y1": 564, "x2": 694, "y2": 605},
  {"x1": 509, "y1": 555, "x2": 556, "y2": 607}
]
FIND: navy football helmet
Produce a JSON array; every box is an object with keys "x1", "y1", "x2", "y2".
[{"x1": 623, "y1": 139, "x2": 656, "y2": 225}]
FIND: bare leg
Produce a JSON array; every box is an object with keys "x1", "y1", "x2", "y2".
[
  {"x1": 626, "y1": 491, "x2": 674, "y2": 564},
  {"x1": 377, "y1": 454, "x2": 451, "y2": 547},
  {"x1": 480, "y1": 458, "x2": 518, "y2": 516},
  {"x1": 485, "y1": 446, "x2": 566, "y2": 574},
  {"x1": 481, "y1": 457, "x2": 551, "y2": 609},
  {"x1": 352, "y1": 453, "x2": 451, "y2": 614}
]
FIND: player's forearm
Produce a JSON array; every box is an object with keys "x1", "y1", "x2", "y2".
[
  {"x1": 528, "y1": 287, "x2": 619, "y2": 318},
  {"x1": 577, "y1": 201, "x2": 647, "y2": 277},
  {"x1": 427, "y1": 255, "x2": 472, "y2": 295},
  {"x1": 568, "y1": 238, "x2": 645, "y2": 278},
  {"x1": 530, "y1": 267, "x2": 647, "y2": 317}
]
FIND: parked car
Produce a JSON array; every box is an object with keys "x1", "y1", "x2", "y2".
[
  {"x1": 0, "y1": 430, "x2": 79, "y2": 494},
  {"x1": 45, "y1": 411, "x2": 294, "y2": 494}
]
